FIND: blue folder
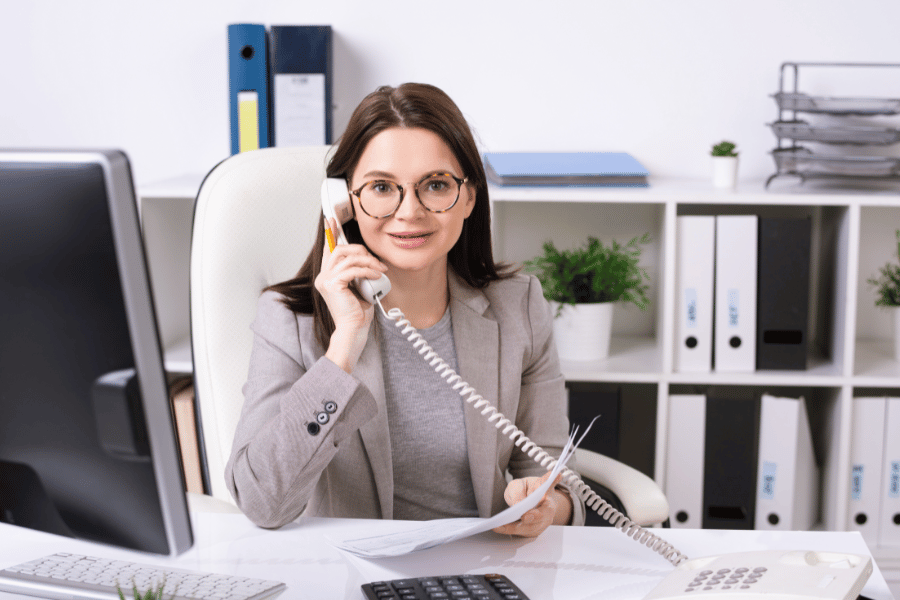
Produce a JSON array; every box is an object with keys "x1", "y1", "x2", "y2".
[
  {"x1": 228, "y1": 24, "x2": 271, "y2": 155},
  {"x1": 483, "y1": 152, "x2": 649, "y2": 186},
  {"x1": 269, "y1": 25, "x2": 333, "y2": 145}
]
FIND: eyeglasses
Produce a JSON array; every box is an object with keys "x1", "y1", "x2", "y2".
[{"x1": 350, "y1": 172, "x2": 469, "y2": 218}]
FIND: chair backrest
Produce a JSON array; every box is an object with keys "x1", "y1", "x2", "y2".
[{"x1": 191, "y1": 146, "x2": 331, "y2": 503}]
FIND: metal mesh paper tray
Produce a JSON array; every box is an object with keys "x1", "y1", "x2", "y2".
[
  {"x1": 772, "y1": 147, "x2": 900, "y2": 177},
  {"x1": 773, "y1": 92, "x2": 900, "y2": 115},
  {"x1": 769, "y1": 121, "x2": 900, "y2": 145}
]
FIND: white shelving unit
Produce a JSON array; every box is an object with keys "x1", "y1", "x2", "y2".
[
  {"x1": 138, "y1": 175, "x2": 900, "y2": 589},
  {"x1": 489, "y1": 177, "x2": 900, "y2": 588},
  {"x1": 138, "y1": 174, "x2": 205, "y2": 374}
]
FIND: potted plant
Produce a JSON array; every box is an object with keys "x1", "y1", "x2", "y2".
[
  {"x1": 867, "y1": 229, "x2": 900, "y2": 361},
  {"x1": 711, "y1": 140, "x2": 739, "y2": 189},
  {"x1": 524, "y1": 234, "x2": 651, "y2": 361}
]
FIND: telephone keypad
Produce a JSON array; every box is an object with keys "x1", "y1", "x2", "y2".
[{"x1": 684, "y1": 565, "x2": 767, "y2": 592}]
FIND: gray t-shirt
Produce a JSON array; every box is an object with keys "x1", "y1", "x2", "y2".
[{"x1": 376, "y1": 306, "x2": 479, "y2": 520}]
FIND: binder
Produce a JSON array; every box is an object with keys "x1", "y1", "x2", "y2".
[
  {"x1": 269, "y1": 25, "x2": 333, "y2": 146},
  {"x1": 754, "y1": 394, "x2": 819, "y2": 531},
  {"x1": 482, "y1": 152, "x2": 649, "y2": 186},
  {"x1": 566, "y1": 383, "x2": 620, "y2": 460},
  {"x1": 228, "y1": 24, "x2": 271, "y2": 154},
  {"x1": 665, "y1": 394, "x2": 706, "y2": 529},
  {"x1": 675, "y1": 216, "x2": 715, "y2": 373},
  {"x1": 756, "y1": 217, "x2": 811, "y2": 370},
  {"x1": 848, "y1": 397, "x2": 886, "y2": 547},
  {"x1": 713, "y1": 215, "x2": 758, "y2": 372},
  {"x1": 879, "y1": 397, "x2": 900, "y2": 547},
  {"x1": 702, "y1": 393, "x2": 761, "y2": 530}
]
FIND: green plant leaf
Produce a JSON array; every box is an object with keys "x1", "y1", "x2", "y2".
[
  {"x1": 868, "y1": 229, "x2": 900, "y2": 307},
  {"x1": 711, "y1": 141, "x2": 738, "y2": 157},
  {"x1": 523, "y1": 233, "x2": 651, "y2": 311}
]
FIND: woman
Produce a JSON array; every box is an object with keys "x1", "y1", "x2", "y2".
[{"x1": 226, "y1": 83, "x2": 585, "y2": 536}]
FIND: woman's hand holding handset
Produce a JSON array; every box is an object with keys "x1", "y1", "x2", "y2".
[{"x1": 314, "y1": 218, "x2": 389, "y2": 373}]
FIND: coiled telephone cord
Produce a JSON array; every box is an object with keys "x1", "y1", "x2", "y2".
[{"x1": 375, "y1": 299, "x2": 688, "y2": 567}]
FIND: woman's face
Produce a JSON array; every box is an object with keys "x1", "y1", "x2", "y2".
[{"x1": 348, "y1": 127, "x2": 475, "y2": 277}]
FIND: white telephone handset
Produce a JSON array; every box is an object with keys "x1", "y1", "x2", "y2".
[{"x1": 320, "y1": 178, "x2": 391, "y2": 304}]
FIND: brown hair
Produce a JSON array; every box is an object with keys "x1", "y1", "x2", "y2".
[{"x1": 265, "y1": 82, "x2": 513, "y2": 349}]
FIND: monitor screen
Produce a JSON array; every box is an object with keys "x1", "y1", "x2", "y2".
[{"x1": 0, "y1": 149, "x2": 192, "y2": 556}]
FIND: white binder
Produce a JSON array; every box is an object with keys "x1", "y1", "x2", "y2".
[
  {"x1": 754, "y1": 393, "x2": 819, "y2": 530},
  {"x1": 713, "y1": 215, "x2": 758, "y2": 372},
  {"x1": 848, "y1": 397, "x2": 886, "y2": 547},
  {"x1": 675, "y1": 216, "x2": 715, "y2": 373},
  {"x1": 665, "y1": 394, "x2": 706, "y2": 528},
  {"x1": 879, "y1": 397, "x2": 900, "y2": 547}
]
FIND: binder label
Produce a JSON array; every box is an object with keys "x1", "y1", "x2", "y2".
[
  {"x1": 727, "y1": 289, "x2": 739, "y2": 328},
  {"x1": 851, "y1": 464, "x2": 864, "y2": 501},
  {"x1": 760, "y1": 461, "x2": 776, "y2": 499},
  {"x1": 274, "y1": 74, "x2": 326, "y2": 146},
  {"x1": 237, "y1": 91, "x2": 260, "y2": 153},
  {"x1": 685, "y1": 288, "x2": 697, "y2": 328},
  {"x1": 890, "y1": 461, "x2": 900, "y2": 498}
]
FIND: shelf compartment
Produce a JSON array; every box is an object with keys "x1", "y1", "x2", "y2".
[
  {"x1": 772, "y1": 147, "x2": 900, "y2": 178},
  {"x1": 773, "y1": 92, "x2": 900, "y2": 116},
  {"x1": 770, "y1": 121, "x2": 900, "y2": 145}
]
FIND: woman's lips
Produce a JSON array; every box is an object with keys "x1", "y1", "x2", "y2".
[{"x1": 389, "y1": 232, "x2": 431, "y2": 248}]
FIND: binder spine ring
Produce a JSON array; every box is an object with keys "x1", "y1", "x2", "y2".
[{"x1": 379, "y1": 302, "x2": 688, "y2": 567}]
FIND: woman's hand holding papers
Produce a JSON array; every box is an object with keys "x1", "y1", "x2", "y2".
[{"x1": 492, "y1": 471, "x2": 573, "y2": 538}]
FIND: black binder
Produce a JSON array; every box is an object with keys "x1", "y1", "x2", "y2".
[
  {"x1": 702, "y1": 393, "x2": 761, "y2": 530},
  {"x1": 269, "y1": 25, "x2": 333, "y2": 145},
  {"x1": 756, "y1": 217, "x2": 811, "y2": 370},
  {"x1": 566, "y1": 383, "x2": 620, "y2": 460}
]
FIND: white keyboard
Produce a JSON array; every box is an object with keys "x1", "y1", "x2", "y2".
[{"x1": 0, "y1": 552, "x2": 286, "y2": 600}]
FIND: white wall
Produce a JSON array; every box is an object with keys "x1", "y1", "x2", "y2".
[{"x1": 4, "y1": 0, "x2": 900, "y2": 187}]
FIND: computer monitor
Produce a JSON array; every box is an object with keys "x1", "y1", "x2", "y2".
[{"x1": 0, "y1": 149, "x2": 193, "y2": 556}]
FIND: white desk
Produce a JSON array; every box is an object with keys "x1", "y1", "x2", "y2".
[{"x1": 0, "y1": 510, "x2": 895, "y2": 600}]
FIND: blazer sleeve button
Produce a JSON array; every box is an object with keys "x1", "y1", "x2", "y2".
[
  {"x1": 324, "y1": 401, "x2": 337, "y2": 413},
  {"x1": 307, "y1": 422, "x2": 320, "y2": 435},
  {"x1": 316, "y1": 411, "x2": 330, "y2": 425}
]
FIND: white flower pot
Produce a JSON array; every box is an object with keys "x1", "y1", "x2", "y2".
[
  {"x1": 551, "y1": 301, "x2": 614, "y2": 362},
  {"x1": 712, "y1": 156, "x2": 738, "y2": 189}
]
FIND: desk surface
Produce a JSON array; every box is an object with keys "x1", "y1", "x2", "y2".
[{"x1": 0, "y1": 511, "x2": 895, "y2": 600}]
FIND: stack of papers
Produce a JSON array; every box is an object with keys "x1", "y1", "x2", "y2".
[{"x1": 483, "y1": 152, "x2": 649, "y2": 187}]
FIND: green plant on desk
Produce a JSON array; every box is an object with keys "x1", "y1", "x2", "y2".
[
  {"x1": 867, "y1": 229, "x2": 900, "y2": 307},
  {"x1": 523, "y1": 233, "x2": 651, "y2": 315},
  {"x1": 711, "y1": 140, "x2": 738, "y2": 157},
  {"x1": 117, "y1": 580, "x2": 177, "y2": 600}
]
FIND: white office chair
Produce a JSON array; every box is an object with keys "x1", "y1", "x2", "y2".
[{"x1": 190, "y1": 146, "x2": 669, "y2": 527}]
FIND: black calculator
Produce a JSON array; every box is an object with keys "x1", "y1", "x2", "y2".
[{"x1": 361, "y1": 573, "x2": 530, "y2": 599}]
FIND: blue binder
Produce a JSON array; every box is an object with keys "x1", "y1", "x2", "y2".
[
  {"x1": 228, "y1": 24, "x2": 271, "y2": 155},
  {"x1": 483, "y1": 152, "x2": 649, "y2": 186},
  {"x1": 269, "y1": 25, "x2": 333, "y2": 146}
]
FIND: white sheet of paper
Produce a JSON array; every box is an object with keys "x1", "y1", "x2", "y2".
[{"x1": 328, "y1": 432, "x2": 578, "y2": 558}]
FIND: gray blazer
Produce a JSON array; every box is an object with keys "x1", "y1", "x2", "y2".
[{"x1": 226, "y1": 270, "x2": 586, "y2": 529}]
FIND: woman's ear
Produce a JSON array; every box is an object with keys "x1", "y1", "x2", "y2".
[{"x1": 463, "y1": 183, "x2": 477, "y2": 219}]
